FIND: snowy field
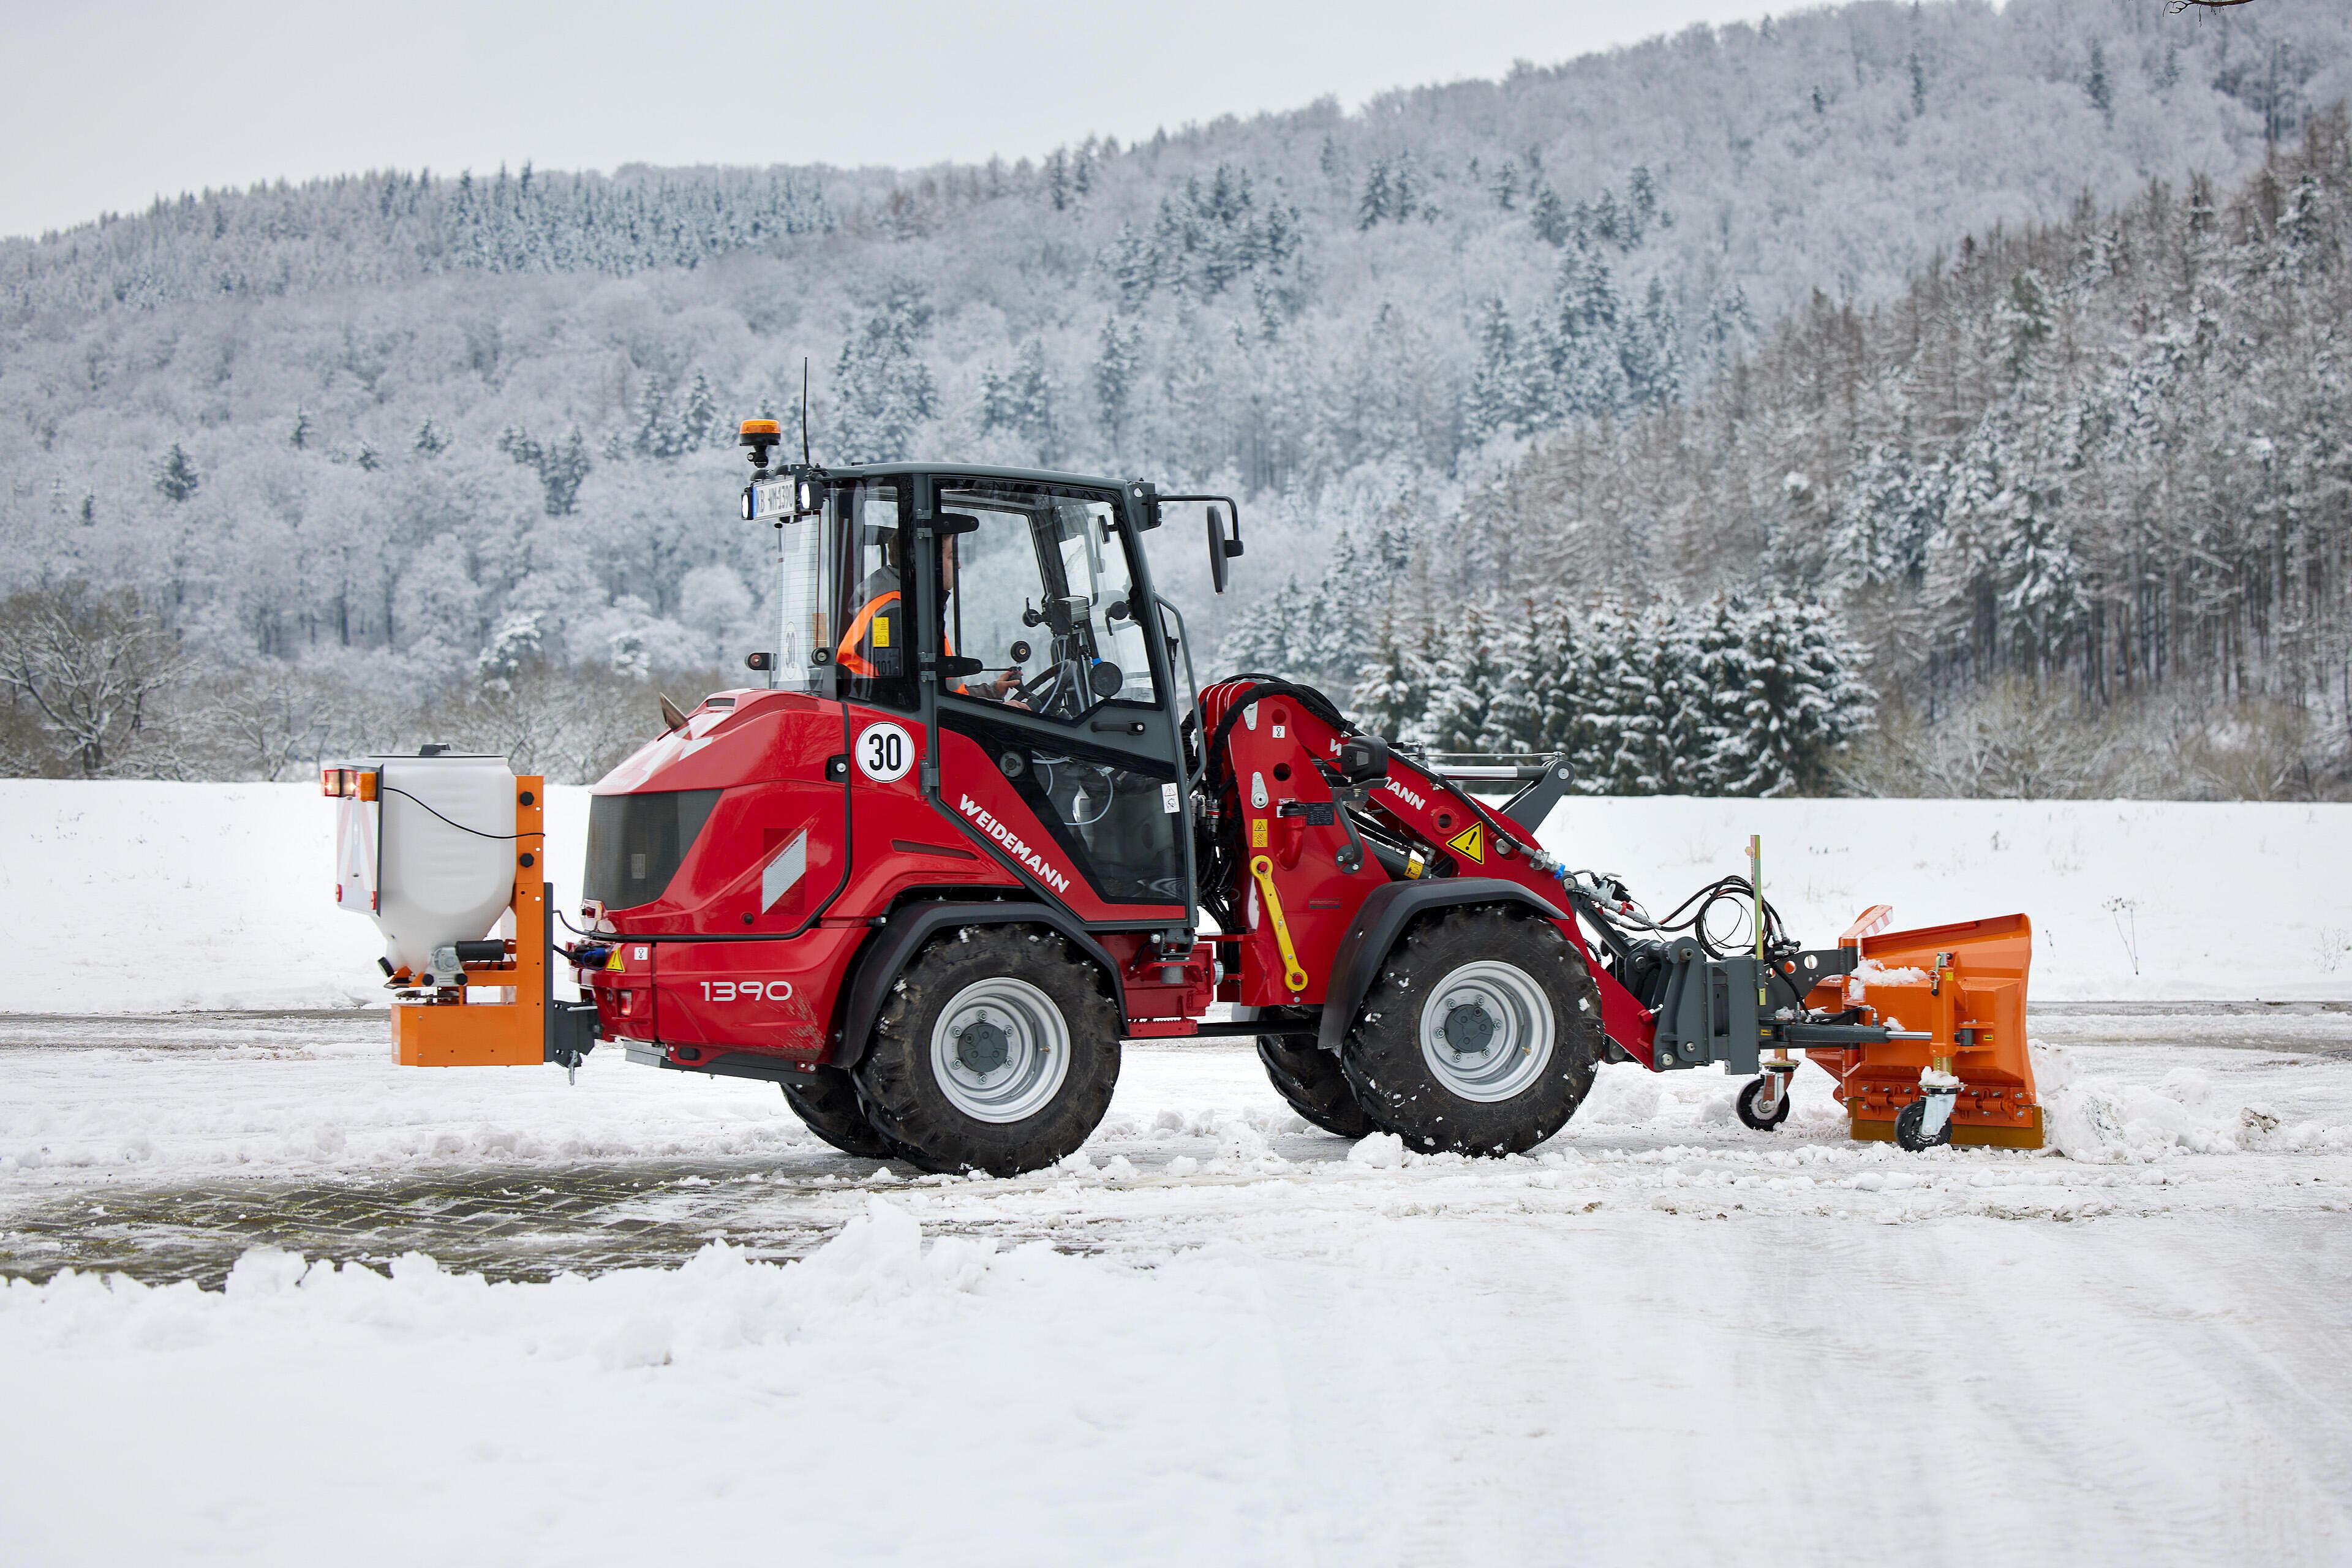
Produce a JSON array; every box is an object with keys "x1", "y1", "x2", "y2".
[
  {"x1": 3, "y1": 782, "x2": 2350, "y2": 1009},
  {"x1": 2, "y1": 1011, "x2": 2350, "y2": 1564},
  {"x1": 3, "y1": 783, "x2": 2351, "y2": 1562}
]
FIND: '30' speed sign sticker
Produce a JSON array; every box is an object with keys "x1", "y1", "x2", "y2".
[{"x1": 857, "y1": 721, "x2": 916, "y2": 783}]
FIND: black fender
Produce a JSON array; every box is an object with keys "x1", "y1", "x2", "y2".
[
  {"x1": 829, "y1": 902, "x2": 1128, "y2": 1071},
  {"x1": 1315, "y1": 878, "x2": 1574, "y2": 1057}
]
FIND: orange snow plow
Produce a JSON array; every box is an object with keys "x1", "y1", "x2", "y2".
[{"x1": 1794, "y1": 907, "x2": 2040, "y2": 1149}]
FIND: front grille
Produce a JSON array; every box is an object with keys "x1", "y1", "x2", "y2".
[{"x1": 583, "y1": 789, "x2": 721, "y2": 910}]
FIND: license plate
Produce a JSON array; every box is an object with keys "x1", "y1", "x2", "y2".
[{"x1": 749, "y1": 477, "x2": 798, "y2": 520}]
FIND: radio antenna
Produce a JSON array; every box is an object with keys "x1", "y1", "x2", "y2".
[{"x1": 800, "y1": 358, "x2": 812, "y2": 466}]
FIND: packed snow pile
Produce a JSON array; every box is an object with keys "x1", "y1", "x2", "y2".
[
  {"x1": 3, "y1": 782, "x2": 2348, "y2": 1011},
  {"x1": 2034, "y1": 1042, "x2": 2341, "y2": 1163},
  {"x1": 0, "y1": 1198, "x2": 1314, "y2": 1565}
]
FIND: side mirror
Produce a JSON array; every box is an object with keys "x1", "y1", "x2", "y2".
[{"x1": 1207, "y1": 507, "x2": 1231, "y2": 594}]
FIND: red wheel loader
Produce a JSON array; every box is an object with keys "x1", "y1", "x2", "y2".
[{"x1": 326, "y1": 419, "x2": 2040, "y2": 1174}]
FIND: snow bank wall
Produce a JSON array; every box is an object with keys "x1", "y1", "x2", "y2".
[
  {"x1": 1, "y1": 782, "x2": 595, "y2": 1013},
  {"x1": 0, "y1": 782, "x2": 2345, "y2": 1011},
  {"x1": 1536, "y1": 795, "x2": 2352, "y2": 1002}
]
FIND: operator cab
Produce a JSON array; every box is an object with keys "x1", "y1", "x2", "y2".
[{"x1": 743, "y1": 447, "x2": 1236, "y2": 920}]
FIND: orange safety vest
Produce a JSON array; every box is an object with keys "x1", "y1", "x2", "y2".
[
  {"x1": 836, "y1": 590, "x2": 952, "y2": 678},
  {"x1": 836, "y1": 590, "x2": 899, "y2": 677}
]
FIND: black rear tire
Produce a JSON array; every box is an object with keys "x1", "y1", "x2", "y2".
[
  {"x1": 1340, "y1": 908, "x2": 1602, "y2": 1156},
  {"x1": 1256, "y1": 1033, "x2": 1376, "y2": 1138},
  {"x1": 854, "y1": 925, "x2": 1121, "y2": 1176},
  {"x1": 778, "y1": 1067, "x2": 896, "y2": 1159}
]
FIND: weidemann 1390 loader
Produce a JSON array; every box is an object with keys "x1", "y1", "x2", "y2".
[{"x1": 324, "y1": 419, "x2": 2038, "y2": 1175}]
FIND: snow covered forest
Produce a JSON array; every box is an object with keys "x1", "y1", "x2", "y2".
[{"x1": 1, "y1": 0, "x2": 2346, "y2": 793}]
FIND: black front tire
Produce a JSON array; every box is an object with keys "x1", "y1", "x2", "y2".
[
  {"x1": 1256, "y1": 1033, "x2": 1376, "y2": 1138},
  {"x1": 1736, "y1": 1075, "x2": 1793, "y2": 1132},
  {"x1": 854, "y1": 925, "x2": 1121, "y2": 1176},
  {"x1": 1340, "y1": 908, "x2": 1603, "y2": 1156},
  {"x1": 778, "y1": 1068, "x2": 897, "y2": 1159}
]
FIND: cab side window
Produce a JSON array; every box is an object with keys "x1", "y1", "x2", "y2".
[{"x1": 834, "y1": 480, "x2": 916, "y2": 713}]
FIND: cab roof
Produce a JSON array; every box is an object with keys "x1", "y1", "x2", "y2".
[{"x1": 794, "y1": 461, "x2": 1148, "y2": 495}]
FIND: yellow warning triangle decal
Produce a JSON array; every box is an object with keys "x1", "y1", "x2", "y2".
[{"x1": 1446, "y1": 823, "x2": 1485, "y2": 863}]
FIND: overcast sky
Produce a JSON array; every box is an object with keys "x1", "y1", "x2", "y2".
[{"x1": 0, "y1": 0, "x2": 1782, "y2": 241}]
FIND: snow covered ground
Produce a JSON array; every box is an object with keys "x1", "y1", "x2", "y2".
[
  {"x1": 4, "y1": 782, "x2": 2350, "y2": 1561},
  {"x1": 2, "y1": 1014, "x2": 2349, "y2": 1564},
  {"x1": 4, "y1": 782, "x2": 2349, "y2": 1010}
]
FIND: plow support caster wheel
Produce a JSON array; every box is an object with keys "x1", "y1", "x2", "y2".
[
  {"x1": 1735, "y1": 1075, "x2": 1792, "y2": 1132},
  {"x1": 1894, "y1": 1096, "x2": 1955, "y2": 1152}
]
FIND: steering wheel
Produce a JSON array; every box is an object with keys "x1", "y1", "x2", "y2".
[{"x1": 1009, "y1": 659, "x2": 1088, "y2": 718}]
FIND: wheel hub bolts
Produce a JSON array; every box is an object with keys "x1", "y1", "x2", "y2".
[
  {"x1": 956, "y1": 1019, "x2": 1011, "y2": 1074},
  {"x1": 1443, "y1": 1003, "x2": 1498, "y2": 1057}
]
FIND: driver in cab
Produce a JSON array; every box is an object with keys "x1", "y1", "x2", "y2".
[{"x1": 837, "y1": 529, "x2": 1022, "y2": 703}]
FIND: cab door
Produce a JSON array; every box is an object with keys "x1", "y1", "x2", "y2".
[{"x1": 918, "y1": 476, "x2": 1191, "y2": 930}]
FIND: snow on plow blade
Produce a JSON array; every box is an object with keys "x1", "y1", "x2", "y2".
[{"x1": 1803, "y1": 913, "x2": 2039, "y2": 1149}]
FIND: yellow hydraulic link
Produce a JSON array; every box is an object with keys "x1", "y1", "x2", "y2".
[{"x1": 1248, "y1": 853, "x2": 1312, "y2": 995}]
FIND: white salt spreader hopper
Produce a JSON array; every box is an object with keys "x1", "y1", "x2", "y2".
[{"x1": 325, "y1": 750, "x2": 595, "y2": 1068}]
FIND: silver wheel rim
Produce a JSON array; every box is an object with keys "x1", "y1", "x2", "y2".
[
  {"x1": 929, "y1": 976, "x2": 1071, "y2": 1123},
  {"x1": 1417, "y1": 960, "x2": 1555, "y2": 1102}
]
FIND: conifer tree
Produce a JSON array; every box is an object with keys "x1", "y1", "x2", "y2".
[
  {"x1": 1216, "y1": 587, "x2": 1294, "y2": 677},
  {"x1": 832, "y1": 284, "x2": 938, "y2": 462},
  {"x1": 1465, "y1": 298, "x2": 1522, "y2": 443},
  {"x1": 1620, "y1": 277, "x2": 1684, "y2": 410},
  {"x1": 155, "y1": 443, "x2": 200, "y2": 502},
  {"x1": 1712, "y1": 597, "x2": 1872, "y2": 794},
  {"x1": 1478, "y1": 605, "x2": 1540, "y2": 752},
  {"x1": 1529, "y1": 185, "x2": 1571, "y2": 247},
  {"x1": 980, "y1": 341, "x2": 1063, "y2": 466},
  {"x1": 1349, "y1": 614, "x2": 1426, "y2": 739},
  {"x1": 677, "y1": 369, "x2": 719, "y2": 452},
  {"x1": 1093, "y1": 317, "x2": 1144, "y2": 447},
  {"x1": 1356, "y1": 162, "x2": 1391, "y2": 231},
  {"x1": 1419, "y1": 606, "x2": 1499, "y2": 753},
  {"x1": 540, "y1": 428, "x2": 592, "y2": 516}
]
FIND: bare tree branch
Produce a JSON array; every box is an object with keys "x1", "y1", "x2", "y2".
[{"x1": 0, "y1": 584, "x2": 176, "y2": 777}]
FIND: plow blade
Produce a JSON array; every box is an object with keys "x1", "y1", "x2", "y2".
[{"x1": 1803, "y1": 913, "x2": 2039, "y2": 1149}]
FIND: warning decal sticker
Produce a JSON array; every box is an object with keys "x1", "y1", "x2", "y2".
[{"x1": 1446, "y1": 823, "x2": 1485, "y2": 863}]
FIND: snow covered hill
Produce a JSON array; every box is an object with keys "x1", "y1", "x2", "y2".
[{"x1": 2, "y1": 780, "x2": 2343, "y2": 1011}]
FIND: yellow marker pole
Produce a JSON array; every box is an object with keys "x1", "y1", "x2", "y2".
[
  {"x1": 1749, "y1": 834, "x2": 1766, "y2": 1009},
  {"x1": 1249, "y1": 854, "x2": 1313, "y2": 995}
]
